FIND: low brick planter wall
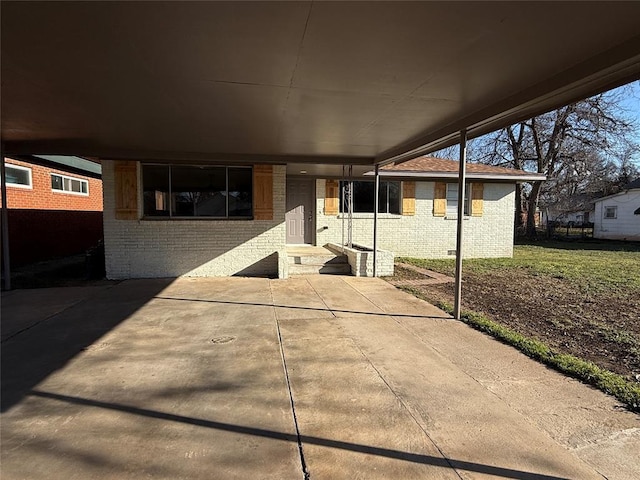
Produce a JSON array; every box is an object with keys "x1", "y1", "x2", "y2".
[{"x1": 325, "y1": 243, "x2": 394, "y2": 277}]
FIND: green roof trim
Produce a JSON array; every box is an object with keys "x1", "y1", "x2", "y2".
[{"x1": 34, "y1": 155, "x2": 101, "y2": 175}]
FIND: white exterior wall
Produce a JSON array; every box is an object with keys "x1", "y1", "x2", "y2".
[
  {"x1": 593, "y1": 190, "x2": 640, "y2": 240},
  {"x1": 103, "y1": 162, "x2": 286, "y2": 279},
  {"x1": 315, "y1": 180, "x2": 515, "y2": 258}
]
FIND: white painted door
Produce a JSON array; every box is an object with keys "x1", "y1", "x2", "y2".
[{"x1": 286, "y1": 178, "x2": 314, "y2": 244}]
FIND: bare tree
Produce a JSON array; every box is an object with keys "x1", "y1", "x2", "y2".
[{"x1": 474, "y1": 88, "x2": 637, "y2": 237}]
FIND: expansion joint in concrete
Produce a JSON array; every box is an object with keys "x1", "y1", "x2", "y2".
[
  {"x1": 270, "y1": 283, "x2": 310, "y2": 480},
  {"x1": 352, "y1": 343, "x2": 464, "y2": 480}
]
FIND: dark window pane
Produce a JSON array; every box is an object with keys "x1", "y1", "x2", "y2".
[
  {"x1": 341, "y1": 181, "x2": 397, "y2": 213},
  {"x1": 228, "y1": 168, "x2": 253, "y2": 217},
  {"x1": 377, "y1": 182, "x2": 388, "y2": 213},
  {"x1": 353, "y1": 182, "x2": 374, "y2": 212},
  {"x1": 171, "y1": 166, "x2": 226, "y2": 217},
  {"x1": 70, "y1": 179, "x2": 82, "y2": 193},
  {"x1": 7, "y1": 166, "x2": 30, "y2": 186},
  {"x1": 51, "y1": 174, "x2": 63, "y2": 190},
  {"x1": 142, "y1": 165, "x2": 170, "y2": 216},
  {"x1": 388, "y1": 181, "x2": 400, "y2": 214}
]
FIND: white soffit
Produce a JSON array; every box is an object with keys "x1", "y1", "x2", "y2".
[{"x1": 1, "y1": 1, "x2": 639, "y2": 164}]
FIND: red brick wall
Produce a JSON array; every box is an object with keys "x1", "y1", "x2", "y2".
[
  {"x1": 1, "y1": 158, "x2": 103, "y2": 211},
  {"x1": 3, "y1": 209, "x2": 104, "y2": 266},
  {"x1": 1, "y1": 158, "x2": 104, "y2": 266}
]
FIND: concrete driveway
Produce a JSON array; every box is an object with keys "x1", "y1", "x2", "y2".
[{"x1": 1, "y1": 276, "x2": 638, "y2": 479}]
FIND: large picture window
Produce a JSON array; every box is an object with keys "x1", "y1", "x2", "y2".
[
  {"x1": 142, "y1": 165, "x2": 253, "y2": 218},
  {"x1": 339, "y1": 180, "x2": 401, "y2": 214}
]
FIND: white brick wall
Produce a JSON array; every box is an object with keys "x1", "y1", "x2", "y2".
[
  {"x1": 315, "y1": 180, "x2": 515, "y2": 258},
  {"x1": 103, "y1": 162, "x2": 286, "y2": 279}
]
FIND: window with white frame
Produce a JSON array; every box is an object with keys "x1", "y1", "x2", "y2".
[
  {"x1": 6, "y1": 164, "x2": 32, "y2": 188},
  {"x1": 604, "y1": 206, "x2": 617, "y2": 219},
  {"x1": 51, "y1": 173, "x2": 89, "y2": 195},
  {"x1": 446, "y1": 183, "x2": 471, "y2": 216}
]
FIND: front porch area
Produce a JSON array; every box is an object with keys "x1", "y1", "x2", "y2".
[{"x1": 284, "y1": 243, "x2": 395, "y2": 278}]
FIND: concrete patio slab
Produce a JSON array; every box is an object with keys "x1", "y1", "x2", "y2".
[
  {"x1": 0, "y1": 285, "x2": 114, "y2": 341},
  {"x1": 2, "y1": 276, "x2": 638, "y2": 480}
]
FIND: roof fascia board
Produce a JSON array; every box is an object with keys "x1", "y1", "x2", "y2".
[
  {"x1": 375, "y1": 34, "x2": 640, "y2": 166},
  {"x1": 101, "y1": 153, "x2": 373, "y2": 166},
  {"x1": 363, "y1": 171, "x2": 546, "y2": 182},
  {"x1": 7, "y1": 155, "x2": 102, "y2": 179},
  {"x1": 3, "y1": 142, "x2": 374, "y2": 166},
  {"x1": 594, "y1": 188, "x2": 639, "y2": 203}
]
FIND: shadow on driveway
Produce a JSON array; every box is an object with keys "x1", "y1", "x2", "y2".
[{"x1": 1, "y1": 279, "x2": 173, "y2": 412}]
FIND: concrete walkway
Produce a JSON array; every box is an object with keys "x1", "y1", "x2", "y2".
[{"x1": 1, "y1": 277, "x2": 638, "y2": 479}]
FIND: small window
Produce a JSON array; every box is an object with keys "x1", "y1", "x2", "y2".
[
  {"x1": 51, "y1": 173, "x2": 89, "y2": 195},
  {"x1": 339, "y1": 181, "x2": 401, "y2": 214},
  {"x1": 5, "y1": 164, "x2": 32, "y2": 188},
  {"x1": 604, "y1": 206, "x2": 617, "y2": 219},
  {"x1": 446, "y1": 183, "x2": 471, "y2": 216}
]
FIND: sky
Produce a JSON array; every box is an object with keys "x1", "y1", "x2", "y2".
[
  {"x1": 616, "y1": 80, "x2": 640, "y2": 167},
  {"x1": 618, "y1": 80, "x2": 640, "y2": 146}
]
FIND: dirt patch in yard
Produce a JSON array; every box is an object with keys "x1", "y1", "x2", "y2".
[{"x1": 388, "y1": 263, "x2": 640, "y2": 385}]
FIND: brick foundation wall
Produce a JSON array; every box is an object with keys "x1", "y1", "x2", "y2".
[
  {"x1": 315, "y1": 180, "x2": 515, "y2": 259},
  {"x1": 102, "y1": 161, "x2": 286, "y2": 279}
]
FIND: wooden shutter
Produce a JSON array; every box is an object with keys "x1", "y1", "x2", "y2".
[
  {"x1": 114, "y1": 161, "x2": 138, "y2": 220},
  {"x1": 471, "y1": 182, "x2": 484, "y2": 217},
  {"x1": 402, "y1": 181, "x2": 416, "y2": 216},
  {"x1": 253, "y1": 165, "x2": 273, "y2": 220},
  {"x1": 433, "y1": 182, "x2": 446, "y2": 217},
  {"x1": 325, "y1": 179, "x2": 339, "y2": 215}
]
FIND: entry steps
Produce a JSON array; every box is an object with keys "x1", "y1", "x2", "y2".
[{"x1": 287, "y1": 246, "x2": 351, "y2": 276}]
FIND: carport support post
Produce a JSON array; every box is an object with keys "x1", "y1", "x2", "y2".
[
  {"x1": 453, "y1": 129, "x2": 467, "y2": 320},
  {"x1": 373, "y1": 164, "x2": 380, "y2": 277},
  {"x1": 1, "y1": 144, "x2": 11, "y2": 291}
]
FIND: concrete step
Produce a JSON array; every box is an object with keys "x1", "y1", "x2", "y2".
[
  {"x1": 288, "y1": 263, "x2": 352, "y2": 275},
  {"x1": 288, "y1": 254, "x2": 348, "y2": 265}
]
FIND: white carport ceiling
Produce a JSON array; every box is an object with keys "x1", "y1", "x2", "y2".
[{"x1": 2, "y1": 1, "x2": 640, "y2": 166}]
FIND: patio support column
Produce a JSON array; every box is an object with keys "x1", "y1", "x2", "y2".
[
  {"x1": 373, "y1": 164, "x2": 380, "y2": 277},
  {"x1": 348, "y1": 165, "x2": 353, "y2": 248},
  {"x1": 1, "y1": 144, "x2": 11, "y2": 291},
  {"x1": 341, "y1": 165, "x2": 346, "y2": 253},
  {"x1": 453, "y1": 129, "x2": 467, "y2": 320}
]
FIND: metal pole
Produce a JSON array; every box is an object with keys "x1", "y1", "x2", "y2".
[
  {"x1": 348, "y1": 165, "x2": 353, "y2": 248},
  {"x1": 453, "y1": 129, "x2": 467, "y2": 320},
  {"x1": 1, "y1": 144, "x2": 12, "y2": 291},
  {"x1": 341, "y1": 165, "x2": 345, "y2": 252},
  {"x1": 373, "y1": 164, "x2": 379, "y2": 277}
]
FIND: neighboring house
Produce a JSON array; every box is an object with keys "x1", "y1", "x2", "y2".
[
  {"x1": 543, "y1": 193, "x2": 596, "y2": 225},
  {"x1": 544, "y1": 209, "x2": 595, "y2": 226},
  {"x1": 593, "y1": 178, "x2": 640, "y2": 241},
  {"x1": 1, "y1": 155, "x2": 103, "y2": 266},
  {"x1": 102, "y1": 157, "x2": 544, "y2": 279}
]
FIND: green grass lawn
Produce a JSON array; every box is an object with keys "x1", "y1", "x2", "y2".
[{"x1": 400, "y1": 240, "x2": 640, "y2": 293}]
